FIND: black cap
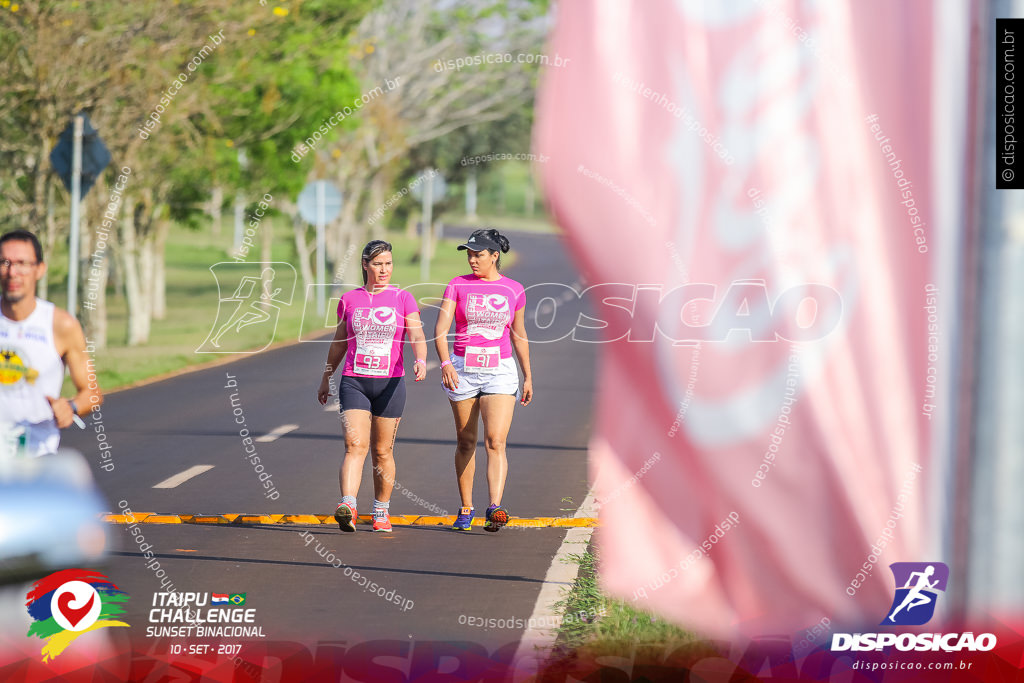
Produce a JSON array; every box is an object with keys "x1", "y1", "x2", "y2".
[{"x1": 457, "y1": 233, "x2": 501, "y2": 252}]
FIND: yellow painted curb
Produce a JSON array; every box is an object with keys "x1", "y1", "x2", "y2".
[
  {"x1": 388, "y1": 515, "x2": 419, "y2": 525},
  {"x1": 283, "y1": 514, "x2": 321, "y2": 524},
  {"x1": 143, "y1": 515, "x2": 182, "y2": 524},
  {"x1": 189, "y1": 515, "x2": 231, "y2": 524},
  {"x1": 505, "y1": 519, "x2": 549, "y2": 528},
  {"x1": 237, "y1": 515, "x2": 276, "y2": 524},
  {"x1": 408, "y1": 516, "x2": 449, "y2": 526},
  {"x1": 551, "y1": 517, "x2": 599, "y2": 527},
  {"x1": 103, "y1": 513, "x2": 151, "y2": 523},
  {"x1": 101, "y1": 514, "x2": 599, "y2": 528}
]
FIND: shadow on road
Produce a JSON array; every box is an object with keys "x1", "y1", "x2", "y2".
[
  {"x1": 109, "y1": 548, "x2": 551, "y2": 585},
  {"x1": 108, "y1": 430, "x2": 587, "y2": 452}
]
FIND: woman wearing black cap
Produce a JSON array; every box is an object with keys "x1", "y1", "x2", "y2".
[{"x1": 434, "y1": 228, "x2": 533, "y2": 532}]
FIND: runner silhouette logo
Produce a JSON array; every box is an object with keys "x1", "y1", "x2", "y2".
[
  {"x1": 883, "y1": 562, "x2": 949, "y2": 626},
  {"x1": 196, "y1": 262, "x2": 297, "y2": 354}
]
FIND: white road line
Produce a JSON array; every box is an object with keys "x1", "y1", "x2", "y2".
[
  {"x1": 323, "y1": 402, "x2": 340, "y2": 412},
  {"x1": 152, "y1": 465, "x2": 214, "y2": 489},
  {"x1": 513, "y1": 487, "x2": 599, "y2": 667},
  {"x1": 255, "y1": 424, "x2": 299, "y2": 442}
]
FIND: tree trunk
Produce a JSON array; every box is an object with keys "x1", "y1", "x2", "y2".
[
  {"x1": 137, "y1": 236, "x2": 155, "y2": 342},
  {"x1": 40, "y1": 176, "x2": 56, "y2": 301},
  {"x1": 31, "y1": 136, "x2": 48, "y2": 234},
  {"x1": 327, "y1": 177, "x2": 345, "y2": 266},
  {"x1": 366, "y1": 169, "x2": 387, "y2": 239},
  {"x1": 109, "y1": 238, "x2": 125, "y2": 300},
  {"x1": 233, "y1": 192, "x2": 245, "y2": 255},
  {"x1": 151, "y1": 217, "x2": 170, "y2": 320},
  {"x1": 89, "y1": 258, "x2": 109, "y2": 350},
  {"x1": 292, "y1": 212, "x2": 314, "y2": 301},
  {"x1": 335, "y1": 172, "x2": 366, "y2": 265},
  {"x1": 120, "y1": 197, "x2": 153, "y2": 346},
  {"x1": 466, "y1": 168, "x2": 478, "y2": 221},
  {"x1": 209, "y1": 185, "x2": 223, "y2": 237},
  {"x1": 260, "y1": 210, "x2": 274, "y2": 311},
  {"x1": 405, "y1": 210, "x2": 419, "y2": 240},
  {"x1": 332, "y1": 173, "x2": 365, "y2": 285},
  {"x1": 81, "y1": 218, "x2": 109, "y2": 350}
]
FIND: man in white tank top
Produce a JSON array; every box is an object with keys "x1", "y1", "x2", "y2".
[{"x1": 1, "y1": 230, "x2": 102, "y2": 456}]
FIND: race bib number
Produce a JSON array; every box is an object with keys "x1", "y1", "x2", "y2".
[
  {"x1": 354, "y1": 349, "x2": 390, "y2": 376},
  {"x1": 464, "y1": 345, "x2": 500, "y2": 374}
]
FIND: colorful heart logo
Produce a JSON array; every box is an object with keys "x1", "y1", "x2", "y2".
[
  {"x1": 56, "y1": 591, "x2": 95, "y2": 628},
  {"x1": 49, "y1": 581, "x2": 101, "y2": 632}
]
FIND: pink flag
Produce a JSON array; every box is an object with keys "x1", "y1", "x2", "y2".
[{"x1": 534, "y1": 0, "x2": 977, "y2": 638}]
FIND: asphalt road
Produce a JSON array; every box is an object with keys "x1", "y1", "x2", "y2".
[{"x1": 56, "y1": 229, "x2": 596, "y2": 672}]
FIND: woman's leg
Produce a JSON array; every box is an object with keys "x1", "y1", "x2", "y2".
[
  {"x1": 370, "y1": 416, "x2": 400, "y2": 502},
  {"x1": 449, "y1": 397, "x2": 481, "y2": 507},
  {"x1": 339, "y1": 409, "x2": 371, "y2": 498},
  {"x1": 478, "y1": 394, "x2": 517, "y2": 506}
]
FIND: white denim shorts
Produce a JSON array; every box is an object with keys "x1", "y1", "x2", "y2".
[{"x1": 443, "y1": 354, "x2": 521, "y2": 402}]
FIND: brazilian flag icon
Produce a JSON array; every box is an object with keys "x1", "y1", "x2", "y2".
[{"x1": 229, "y1": 593, "x2": 246, "y2": 605}]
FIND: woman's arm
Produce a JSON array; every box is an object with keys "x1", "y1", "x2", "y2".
[
  {"x1": 435, "y1": 296, "x2": 459, "y2": 390},
  {"x1": 406, "y1": 311, "x2": 428, "y2": 381},
  {"x1": 510, "y1": 307, "x2": 532, "y2": 406},
  {"x1": 317, "y1": 322, "x2": 349, "y2": 404}
]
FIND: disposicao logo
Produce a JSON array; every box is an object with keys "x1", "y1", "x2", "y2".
[
  {"x1": 832, "y1": 562, "x2": 996, "y2": 653},
  {"x1": 25, "y1": 569, "x2": 129, "y2": 662},
  {"x1": 883, "y1": 562, "x2": 948, "y2": 626}
]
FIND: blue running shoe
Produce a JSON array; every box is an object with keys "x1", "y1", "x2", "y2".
[
  {"x1": 484, "y1": 504, "x2": 509, "y2": 532},
  {"x1": 453, "y1": 506, "x2": 474, "y2": 530}
]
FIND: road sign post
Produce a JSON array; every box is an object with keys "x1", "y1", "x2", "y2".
[
  {"x1": 50, "y1": 113, "x2": 110, "y2": 317},
  {"x1": 69, "y1": 115, "x2": 83, "y2": 316},
  {"x1": 316, "y1": 182, "x2": 326, "y2": 316},
  {"x1": 421, "y1": 174, "x2": 433, "y2": 283},
  {"x1": 412, "y1": 170, "x2": 446, "y2": 282},
  {"x1": 297, "y1": 180, "x2": 343, "y2": 316}
]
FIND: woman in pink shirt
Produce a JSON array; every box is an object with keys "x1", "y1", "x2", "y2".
[
  {"x1": 317, "y1": 240, "x2": 427, "y2": 533},
  {"x1": 434, "y1": 229, "x2": 533, "y2": 532}
]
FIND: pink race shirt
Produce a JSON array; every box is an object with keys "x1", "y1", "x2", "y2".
[
  {"x1": 443, "y1": 275, "x2": 526, "y2": 365},
  {"x1": 338, "y1": 286, "x2": 420, "y2": 377}
]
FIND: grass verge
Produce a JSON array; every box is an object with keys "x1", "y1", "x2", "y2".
[{"x1": 543, "y1": 543, "x2": 719, "y2": 676}]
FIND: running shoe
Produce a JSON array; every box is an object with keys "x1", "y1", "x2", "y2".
[
  {"x1": 452, "y1": 506, "x2": 474, "y2": 531},
  {"x1": 484, "y1": 504, "x2": 509, "y2": 532},
  {"x1": 372, "y1": 507, "x2": 393, "y2": 533},
  {"x1": 334, "y1": 502, "x2": 357, "y2": 532}
]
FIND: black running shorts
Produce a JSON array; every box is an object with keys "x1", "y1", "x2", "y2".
[{"x1": 339, "y1": 375, "x2": 407, "y2": 418}]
